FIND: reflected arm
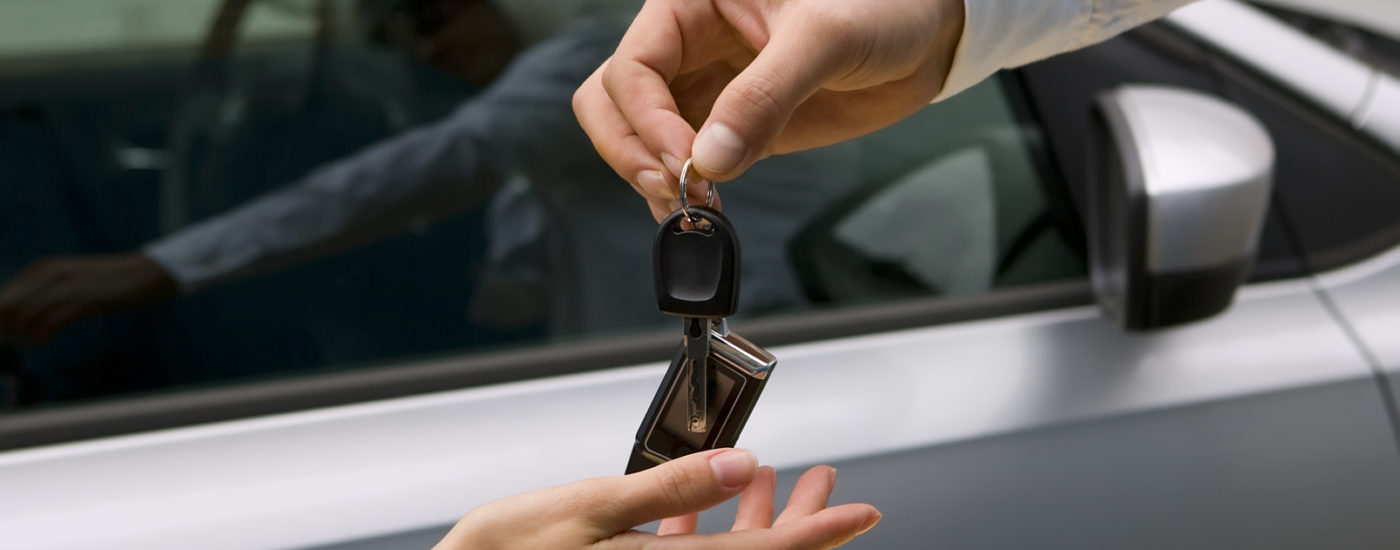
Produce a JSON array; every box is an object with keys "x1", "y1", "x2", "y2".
[
  {"x1": 142, "y1": 21, "x2": 618, "y2": 293},
  {"x1": 144, "y1": 105, "x2": 507, "y2": 292}
]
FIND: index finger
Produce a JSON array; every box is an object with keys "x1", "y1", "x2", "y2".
[{"x1": 601, "y1": 0, "x2": 715, "y2": 172}]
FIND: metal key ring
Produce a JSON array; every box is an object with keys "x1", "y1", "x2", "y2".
[{"x1": 678, "y1": 158, "x2": 716, "y2": 222}]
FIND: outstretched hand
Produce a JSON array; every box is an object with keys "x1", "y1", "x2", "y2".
[
  {"x1": 434, "y1": 449, "x2": 881, "y2": 550},
  {"x1": 0, "y1": 253, "x2": 177, "y2": 343},
  {"x1": 573, "y1": 0, "x2": 966, "y2": 221}
]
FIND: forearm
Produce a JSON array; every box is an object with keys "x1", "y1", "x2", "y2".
[
  {"x1": 934, "y1": 0, "x2": 1199, "y2": 101},
  {"x1": 145, "y1": 119, "x2": 504, "y2": 292}
]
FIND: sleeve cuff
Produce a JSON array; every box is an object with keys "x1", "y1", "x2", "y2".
[
  {"x1": 142, "y1": 215, "x2": 257, "y2": 294},
  {"x1": 142, "y1": 240, "x2": 199, "y2": 294},
  {"x1": 932, "y1": 0, "x2": 1090, "y2": 103}
]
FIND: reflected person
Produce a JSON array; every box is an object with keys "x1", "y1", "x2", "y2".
[{"x1": 0, "y1": 0, "x2": 859, "y2": 343}]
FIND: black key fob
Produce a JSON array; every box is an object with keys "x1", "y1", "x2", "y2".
[
  {"x1": 654, "y1": 205, "x2": 741, "y2": 319},
  {"x1": 626, "y1": 326, "x2": 776, "y2": 474}
]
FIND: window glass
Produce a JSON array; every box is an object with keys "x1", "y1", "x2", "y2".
[
  {"x1": 0, "y1": 0, "x2": 1080, "y2": 411},
  {"x1": 0, "y1": 0, "x2": 312, "y2": 67}
]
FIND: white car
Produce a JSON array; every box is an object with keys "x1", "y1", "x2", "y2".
[{"x1": 1, "y1": 0, "x2": 1399, "y2": 548}]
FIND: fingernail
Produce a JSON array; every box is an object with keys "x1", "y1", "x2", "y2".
[
  {"x1": 637, "y1": 170, "x2": 672, "y2": 199},
  {"x1": 828, "y1": 467, "x2": 838, "y2": 492},
  {"x1": 858, "y1": 512, "x2": 883, "y2": 535},
  {"x1": 661, "y1": 152, "x2": 683, "y2": 177},
  {"x1": 710, "y1": 449, "x2": 757, "y2": 490},
  {"x1": 693, "y1": 123, "x2": 745, "y2": 175}
]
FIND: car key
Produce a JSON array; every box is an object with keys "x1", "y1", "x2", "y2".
[
  {"x1": 654, "y1": 160, "x2": 740, "y2": 433},
  {"x1": 626, "y1": 323, "x2": 776, "y2": 474},
  {"x1": 682, "y1": 317, "x2": 711, "y2": 432}
]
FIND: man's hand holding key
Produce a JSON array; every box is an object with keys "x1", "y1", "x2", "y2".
[{"x1": 572, "y1": 0, "x2": 967, "y2": 220}]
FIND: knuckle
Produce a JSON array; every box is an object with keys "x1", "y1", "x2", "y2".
[
  {"x1": 572, "y1": 81, "x2": 594, "y2": 118},
  {"x1": 728, "y1": 71, "x2": 787, "y2": 122},
  {"x1": 562, "y1": 479, "x2": 609, "y2": 516},
  {"x1": 804, "y1": 6, "x2": 858, "y2": 36},
  {"x1": 600, "y1": 59, "x2": 625, "y2": 92},
  {"x1": 650, "y1": 464, "x2": 696, "y2": 510},
  {"x1": 795, "y1": 8, "x2": 879, "y2": 81}
]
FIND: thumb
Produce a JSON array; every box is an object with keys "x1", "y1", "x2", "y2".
[
  {"x1": 589, "y1": 448, "x2": 758, "y2": 534},
  {"x1": 691, "y1": 29, "x2": 845, "y2": 181}
]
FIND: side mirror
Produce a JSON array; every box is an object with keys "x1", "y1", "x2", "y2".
[{"x1": 1088, "y1": 86, "x2": 1274, "y2": 331}]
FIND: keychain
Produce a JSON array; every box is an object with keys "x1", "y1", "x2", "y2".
[{"x1": 626, "y1": 160, "x2": 777, "y2": 474}]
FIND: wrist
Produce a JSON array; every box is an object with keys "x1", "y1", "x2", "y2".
[{"x1": 926, "y1": 0, "x2": 967, "y2": 100}]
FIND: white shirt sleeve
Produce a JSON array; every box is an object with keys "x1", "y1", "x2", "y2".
[{"x1": 933, "y1": 0, "x2": 1200, "y2": 102}]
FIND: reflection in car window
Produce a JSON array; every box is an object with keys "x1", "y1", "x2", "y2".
[
  {"x1": 0, "y1": 0, "x2": 1080, "y2": 411},
  {"x1": 0, "y1": 0, "x2": 312, "y2": 66}
]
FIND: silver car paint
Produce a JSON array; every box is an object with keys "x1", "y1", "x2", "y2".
[
  {"x1": 1169, "y1": 1, "x2": 1400, "y2": 155},
  {"x1": 1355, "y1": 73, "x2": 1400, "y2": 151},
  {"x1": 1317, "y1": 245, "x2": 1400, "y2": 392},
  {"x1": 0, "y1": 271, "x2": 1393, "y2": 548},
  {"x1": 1110, "y1": 85, "x2": 1275, "y2": 272}
]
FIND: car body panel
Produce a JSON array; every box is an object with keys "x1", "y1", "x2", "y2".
[
  {"x1": 713, "y1": 378, "x2": 1400, "y2": 550},
  {"x1": 1356, "y1": 72, "x2": 1400, "y2": 150},
  {"x1": 329, "y1": 371, "x2": 1400, "y2": 550},
  {"x1": 1318, "y1": 244, "x2": 1400, "y2": 382},
  {"x1": 1173, "y1": 1, "x2": 1400, "y2": 154},
  {"x1": 1169, "y1": 1, "x2": 1373, "y2": 127},
  {"x1": 0, "y1": 276, "x2": 1385, "y2": 549}
]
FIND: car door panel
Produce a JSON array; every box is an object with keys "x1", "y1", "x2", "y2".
[
  {"x1": 755, "y1": 377, "x2": 1400, "y2": 550},
  {"x1": 1317, "y1": 246, "x2": 1400, "y2": 407},
  {"x1": 0, "y1": 276, "x2": 1384, "y2": 549},
  {"x1": 320, "y1": 370, "x2": 1400, "y2": 550}
]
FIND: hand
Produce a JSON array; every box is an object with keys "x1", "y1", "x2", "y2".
[
  {"x1": 434, "y1": 448, "x2": 881, "y2": 550},
  {"x1": 0, "y1": 253, "x2": 178, "y2": 344},
  {"x1": 573, "y1": 0, "x2": 965, "y2": 221}
]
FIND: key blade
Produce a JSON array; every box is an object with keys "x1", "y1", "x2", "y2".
[
  {"x1": 686, "y1": 362, "x2": 706, "y2": 433},
  {"x1": 684, "y1": 317, "x2": 710, "y2": 433}
]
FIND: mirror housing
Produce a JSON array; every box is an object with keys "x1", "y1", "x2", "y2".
[{"x1": 1088, "y1": 86, "x2": 1274, "y2": 331}]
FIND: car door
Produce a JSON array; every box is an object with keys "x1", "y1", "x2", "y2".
[
  {"x1": 1266, "y1": 4, "x2": 1400, "y2": 446},
  {"x1": 3, "y1": 2, "x2": 1400, "y2": 550}
]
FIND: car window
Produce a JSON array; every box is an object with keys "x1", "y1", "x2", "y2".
[
  {"x1": 0, "y1": 0, "x2": 313, "y2": 69},
  {"x1": 0, "y1": 0, "x2": 1081, "y2": 429}
]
